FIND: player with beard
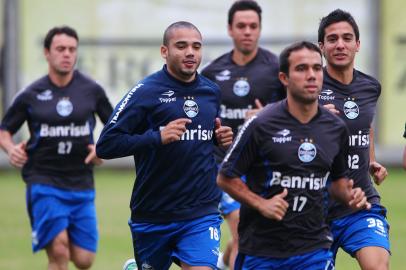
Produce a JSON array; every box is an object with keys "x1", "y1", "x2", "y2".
[
  {"x1": 97, "y1": 21, "x2": 233, "y2": 270},
  {"x1": 217, "y1": 41, "x2": 370, "y2": 270}
]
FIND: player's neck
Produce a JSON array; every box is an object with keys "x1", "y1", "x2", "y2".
[
  {"x1": 48, "y1": 70, "x2": 74, "y2": 88},
  {"x1": 326, "y1": 64, "x2": 354, "y2": 85},
  {"x1": 287, "y1": 97, "x2": 318, "y2": 124},
  {"x1": 232, "y1": 48, "x2": 258, "y2": 66}
]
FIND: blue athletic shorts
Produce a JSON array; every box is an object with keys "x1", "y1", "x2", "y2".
[
  {"x1": 219, "y1": 191, "x2": 241, "y2": 216},
  {"x1": 235, "y1": 248, "x2": 335, "y2": 270},
  {"x1": 330, "y1": 204, "x2": 390, "y2": 260},
  {"x1": 26, "y1": 183, "x2": 98, "y2": 253},
  {"x1": 218, "y1": 175, "x2": 245, "y2": 216},
  {"x1": 129, "y1": 213, "x2": 222, "y2": 270}
]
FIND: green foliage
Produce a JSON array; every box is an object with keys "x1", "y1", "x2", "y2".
[{"x1": 0, "y1": 168, "x2": 404, "y2": 269}]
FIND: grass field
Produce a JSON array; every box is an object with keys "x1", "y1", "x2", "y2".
[{"x1": 0, "y1": 168, "x2": 405, "y2": 269}]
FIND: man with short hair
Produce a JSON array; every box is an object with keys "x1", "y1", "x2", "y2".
[
  {"x1": 201, "y1": 1, "x2": 285, "y2": 268},
  {"x1": 318, "y1": 9, "x2": 390, "y2": 270},
  {"x1": 0, "y1": 26, "x2": 113, "y2": 270},
  {"x1": 217, "y1": 41, "x2": 370, "y2": 270},
  {"x1": 96, "y1": 21, "x2": 233, "y2": 270}
]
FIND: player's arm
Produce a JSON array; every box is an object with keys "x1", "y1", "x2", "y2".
[
  {"x1": 368, "y1": 127, "x2": 388, "y2": 185},
  {"x1": 96, "y1": 84, "x2": 162, "y2": 159},
  {"x1": 217, "y1": 173, "x2": 288, "y2": 221},
  {"x1": 0, "y1": 129, "x2": 27, "y2": 168}
]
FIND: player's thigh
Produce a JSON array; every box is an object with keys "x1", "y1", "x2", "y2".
[
  {"x1": 331, "y1": 205, "x2": 390, "y2": 258},
  {"x1": 68, "y1": 197, "x2": 98, "y2": 253},
  {"x1": 27, "y1": 184, "x2": 70, "y2": 252},
  {"x1": 129, "y1": 221, "x2": 174, "y2": 270},
  {"x1": 355, "y1": 246, "x2": 389, "y2": 270},
  {"x1": 175, "y1": 214, "x2": 222, "y2": 269}
]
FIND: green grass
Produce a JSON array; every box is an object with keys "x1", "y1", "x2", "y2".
[{"x1": 0, "y1": 168, "x2": 405, "y2": 269}]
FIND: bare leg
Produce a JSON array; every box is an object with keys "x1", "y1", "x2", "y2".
[
  {"x1": 46, "y1": 230, "x2": 70, "y2": 270},
  {"x1": 355, "y1": 246, "x2": 390, "y2": 270}
]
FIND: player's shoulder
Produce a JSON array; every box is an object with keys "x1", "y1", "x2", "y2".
[
  {"x1": 74, "y1": 70, "x2": 106, "y2": 93},
  {"x1": 201, "y1": 51, "x2": 232, "y2": 72},
  {"x1": 257, "y1": 47, "x2": 279, "y2": 64},
  {"x1": 354, "y1": 69, "x2": 381, "y2": 89},
  {"x1": 255, "y1": 100, "x2": 285, "y2": 123},
  {"x1": 199, "y1": 73, "x2": 220, "y2": 91}
]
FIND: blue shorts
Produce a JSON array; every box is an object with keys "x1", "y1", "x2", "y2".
[
  {"x1": 219, "y1": 191, "x2": 241, "y2": 216},
  {"x1": 218, "y1": 175, "x2": 245, "y2": 216},
  {"x1": 235, "y1": 249, "x2": 335, "y2": 270},
  {"x1": 129, "y1": 213, "x2": 222, "y2": 270},
  {"x1": 27, "y1": 183, "x2": 98, "y2": 253},
  {"x1": 330, "y1": 204, "x2": 390, "y2": 260}
]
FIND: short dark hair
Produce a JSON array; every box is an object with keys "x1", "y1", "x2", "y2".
[
  {"x1": 228, "y1": 0, "x2": 262, "y2": 26},
  {"x1": 43, "y1": 26, "x2": 78, "y2": 50},
  {"x1": 279, "y1": 41, "x2": 322, "y2": 75},
  {"x1": 318, "y1": 9, "x2": 360, "y2": 43},
  {"x1": 162, "y1": 21, "x2": 201, "y2": 46}
]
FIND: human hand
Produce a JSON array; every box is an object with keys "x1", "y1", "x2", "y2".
[
  {"x1": 215, "y1": 118, "x2": 233, "y2": 148},
  {"x1": 245, "y1": 99, "x2": 264, "y2": 121},
  {"x1": 323, "y1": 104, "x2": 340, "y2": 115},
  {"x1": 347, "y1": 179, "x2": 371, "y2": 210},
  {"x1": 85, "y1": 144, "x2": 103, "y2": 165},
  {"x1": 369, "y1": 161, "x2": 388, "y2": 185},
  {"x1": 160, "y1": 118, "x2": 192, "y2": 144},
  {"x1": 258, "y1": 188, "x2": 289, "y2": 221},
  {"x1": 8, "y1": 141, "x2": 27, "y2": 168}
]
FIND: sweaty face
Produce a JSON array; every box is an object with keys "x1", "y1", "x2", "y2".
[
  {"x1": 45, "y1": 34, "x2": 77, "y2": 76},
  {"x1": 161, "y1": 28, "x2": 202, "y2": 82},
  {"x1": 228, "y1": 10, "x2": 261, "y2": 55},
  {"x1": 319, "y1": 21, "x2": 360, "y2": 70},
  {"x1": 280, "y1": 48, "x2": 323, "y2": 105}
]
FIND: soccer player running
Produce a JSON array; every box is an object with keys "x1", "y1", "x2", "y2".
[
  {"x1": 96, "y1": 21, "x2": 233, "y2": 270},
  {"x1": 318, "y1": 9, "x2": 390, "y2": 269},
  {"x1": 0, "y1": 26, "x2": 113, "y2": 270},
  {"x1": 201, "y1": 1, "x2": 285, "y2": 268},
  {"x1": 217, "y1": 41, "x2": 370, "y2": 270}
]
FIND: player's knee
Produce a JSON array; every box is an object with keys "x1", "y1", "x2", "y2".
[{"x1": 71, "y1": 251, "x2": 95, "y2": 269}]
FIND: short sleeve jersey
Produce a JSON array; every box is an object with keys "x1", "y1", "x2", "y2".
[
  {"x1": 319, "y1": 68, "x2": 381, "y2": 220},
  {"x1": 0, "y1": 70, "x2": 113, "y2": 190},
  {"x1": 96, "y1": 66, "x2": 222, "y2": 223},
  {"x1": 201, "y1": 48, "x2": 286, "y2": 161},
  {"x1": 220, "y1": 100, "x2": 349, "y2": 258}
]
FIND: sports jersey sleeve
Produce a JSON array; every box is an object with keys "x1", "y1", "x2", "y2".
[
  {"x1": 95, "y1": 86, "x2": 114, "y2": 124},
  {"x1": 330, "y1": 125, "x2": 350, "y2": 181},
  {"x1": 96, "y1": 83, "x2": 161, "y2": 159},
  {"x1": 220, "y1": 116, "x2": 259, "y2": 177},
  {"x1": 0, "y1": 92, "x2": 28, "y2": 134}
]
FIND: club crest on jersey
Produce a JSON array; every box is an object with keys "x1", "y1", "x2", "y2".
[
  {"x1": 56, "y1": 97, "x2": 73, "y2": 117},
  {"x1": 183, "y1": 96, "x2": 199, "y2": 118},
  {"x1": 318, "y1": 89, "x2": 335, "y2": 101},
  {"x1": 298, "y1": 138, "x2": 317, "y2": 162},
  {"x1": 141, "y1": 262, "x2": 154, "y2": 270},
  {"x1": 233, "y1": 77, "x2": 250, "y2": 97},
  {"x1": 343, "y1": 98, "x2": 359, "y2": 119},
  {"x1": 215, "y1": 69, "x2": 231, "y2": 81},
  {"x1": 36, "y1": 89, "x2": 53, "y2": 101}
]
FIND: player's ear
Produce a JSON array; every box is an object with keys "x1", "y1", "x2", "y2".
[
  {"x1": 318, "y1": 41, "x2": 324, "y2": 50},
  {"x1": 160, "y1": 45, "x2": 168, "y2": 60},
  {"x1": 279, "y1": 72, "x2": 288, "y2": 87},
  {"x1": 44, "y1": 48, "x2": 50, "y2": 61}
]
